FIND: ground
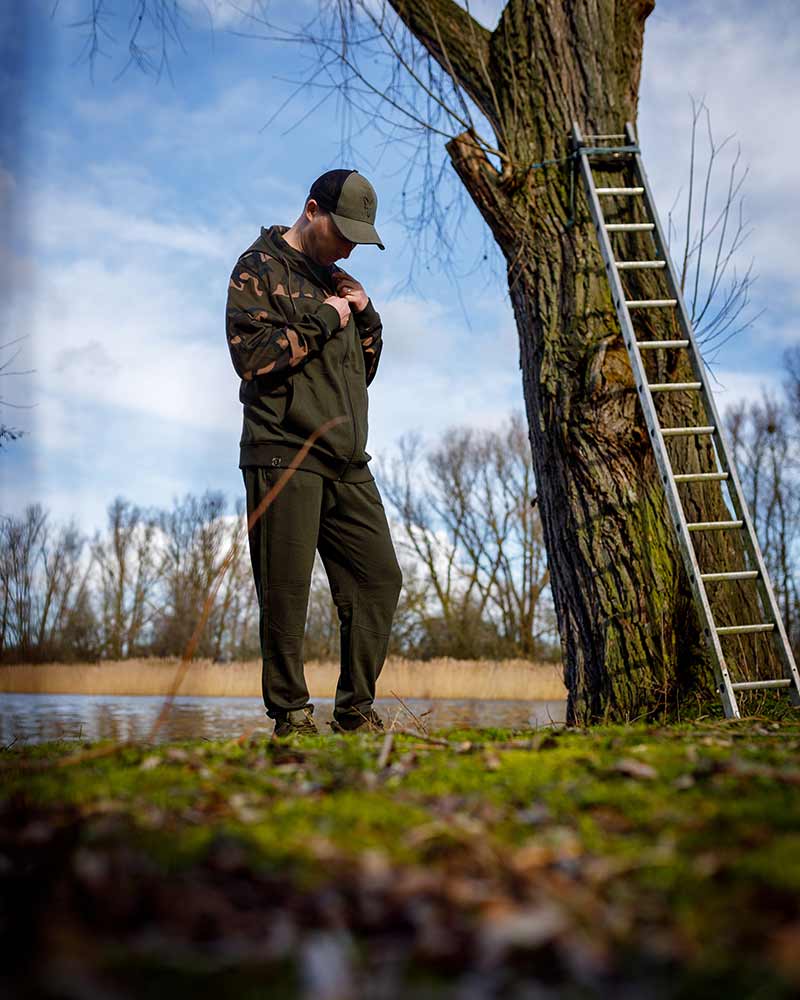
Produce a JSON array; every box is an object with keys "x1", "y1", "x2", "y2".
[{"x1": 2, "y1": 717, "x2": 800, "y2": 998}]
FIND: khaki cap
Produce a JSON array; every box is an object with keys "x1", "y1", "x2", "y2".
[{"x1": 309, "y1": 169, "x2": 385, "y2": 250}]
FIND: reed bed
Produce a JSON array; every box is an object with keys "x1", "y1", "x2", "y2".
[{"x1": 0, "y1": 657, "x2": 566, "y2": 701}]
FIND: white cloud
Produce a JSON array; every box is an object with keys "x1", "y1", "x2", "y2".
[
  {"x1": 640, "y1": 2, "x2": 800, "y2": 289},
  {"x1": 181, "y1": 0, "x2": 272, "y2": 30},
  {"x1": 707, "y1": 367, "x2": 782, "y2": 414},
  {"x1": 31, "y1": 182, "x2": 230, "y2": 260},
  {"x1": 26, "y1": 253, "x2": 240, "y2": 445},
  {"x1": 362, "y1": 276, "x2": 521, "y2": 456}
]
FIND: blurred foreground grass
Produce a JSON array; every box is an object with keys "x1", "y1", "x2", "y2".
[{"x1": 2, "y1": 718, "x2": 800, "y2": 998}]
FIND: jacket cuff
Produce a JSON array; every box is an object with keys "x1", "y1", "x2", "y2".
[
  {"x1": 354, "y1": 299, "x2": 380, "y2": 332},
  {"x1": 316, "y1": 302, "x2": 342, "y2": 337}
]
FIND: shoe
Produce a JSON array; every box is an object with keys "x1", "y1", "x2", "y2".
[
  {"x1": 273, "y1": 705, "x2": 318, "y2": 738},
  {"x1": 329, "y1": 707, "x2": 385, "y2": 734}
]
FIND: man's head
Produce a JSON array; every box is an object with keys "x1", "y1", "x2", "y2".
[{"x1": 292, "y1": 170, "x2": 384, "y2": 267}]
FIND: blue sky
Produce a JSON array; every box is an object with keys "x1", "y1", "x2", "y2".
[{"x1": 2, "y1": 0, "x2": 798, "y2": 531}]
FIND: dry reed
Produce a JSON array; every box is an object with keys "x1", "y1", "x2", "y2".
[{"x1": 0, "y1": 657, "x2": 566, "y2": 701}]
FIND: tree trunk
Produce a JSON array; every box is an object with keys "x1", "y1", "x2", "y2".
[{"x1": 390, "y1": 0, "x2": 776, "y2": 723}]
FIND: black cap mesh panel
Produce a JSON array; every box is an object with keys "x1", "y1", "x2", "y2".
[{"x1": 308, "y1": 169, "x2": 356, "y2": 212}]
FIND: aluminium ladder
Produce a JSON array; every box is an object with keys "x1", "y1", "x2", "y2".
[{"x1": 572, "y1": 121, "x2": 800, "y2": 719}]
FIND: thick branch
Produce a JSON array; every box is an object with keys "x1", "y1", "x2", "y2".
[
  {"x1": 445, "y1": 130, "x2": 518, "y2": 250},
  {"x1": 387, "y1": 0, "x2": 499, "y2": 134}
]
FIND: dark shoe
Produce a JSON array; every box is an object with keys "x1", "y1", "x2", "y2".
[
  {"x1": 330, "y1": 707, "x2": 384, "y2": 734},
  {"x1": 273, "y1": 705, "x2": 318, "y2": 738}
]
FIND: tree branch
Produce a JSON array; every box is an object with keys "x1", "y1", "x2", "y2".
[
  {"x1": 445, "y1": 130, "x2": 518, "y2": 250},
  {"x1": 386, "y1": 0, "x2": 499, "y2": 134}
]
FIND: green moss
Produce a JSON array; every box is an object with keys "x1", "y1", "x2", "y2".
[{"x1": 4, "y1": 720, "x2": 800, "y2": 995}]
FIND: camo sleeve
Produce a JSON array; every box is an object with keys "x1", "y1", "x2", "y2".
[
  {"x1": 354, "y1": 300, "x2": 383, "y2": 386},
  {"x1": 226, "y1": 252, "x2": 341, "y2": 383}
]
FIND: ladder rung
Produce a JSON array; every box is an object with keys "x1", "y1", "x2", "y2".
[
  {"x1": 627, "y1": 299, "x2": 677, "y2": 309},
  {"x1": 673, "y1": 472, "x2": 729, "y2": 483},
  {"x1": 585, "y1": 134, "x2": 627, "y2": 140},
  {"x1": 596, "y1": 187, "x2": 644, "y2": 195},
  {"x1": 661, "y1": 425, "x2": 715, "y2": 437},
  {"x1": 701, "y1": 571, "x2": 759, "y2": 582},
  {"x1": 616, "y1": 260, "x2": 666, "y2": 270},
  {"x1": 648, "y1": 382, "x2": 702, "y2": 393},
  {"x1": 606, "y1": 223, "x2": 654, "y2": 232},
  {"x1": 687, "y1": 520, "x2": 743, "y2": 532},
  {"x1": 717, "y1": 623, "x2": 775, "y2": 636},
  {"x1": 731, "y1": 679, "x2": 791, "y2": 691},
  {"x1": 637, "y1": 340, "x2": 689, "y2": 349}
]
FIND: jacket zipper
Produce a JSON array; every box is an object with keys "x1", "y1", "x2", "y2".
[
  {"x1": 270, "y1": 234, "x2": 359, "y2": 478},
  {"x1": 338, "y1": 320, "x2": 358, "y2": 480}
]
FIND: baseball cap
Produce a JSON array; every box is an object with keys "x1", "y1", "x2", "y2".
[{"x1": 308, "y1": 169, "x2": 385, "y2": 250}]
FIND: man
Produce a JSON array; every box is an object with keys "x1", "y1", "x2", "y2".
[{"x1": 225, "y1": 169, "x2": 402, "y2": 738}]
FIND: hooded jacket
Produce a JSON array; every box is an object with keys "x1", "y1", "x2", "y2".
[{"x1": 225, "y1": 225, "x2": 383, "y2": 482}]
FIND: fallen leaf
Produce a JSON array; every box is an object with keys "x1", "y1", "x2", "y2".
[
  {"x1": 479, "y1": 903, "x2": 568, "y2": 964},
  {"x1": 613, "y1": 758, "x2": 658, "y2": 780}
]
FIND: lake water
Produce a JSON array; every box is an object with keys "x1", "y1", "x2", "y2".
[{"x1": 0, "y1": 694, "x2": 567, "y2": 746}]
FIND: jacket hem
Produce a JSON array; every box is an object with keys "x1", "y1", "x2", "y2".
[{"x1": 239, "y1": 443, "x2": 374, "y2": 483}]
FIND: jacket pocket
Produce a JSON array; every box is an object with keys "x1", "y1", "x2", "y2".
[{"x1": 285, "y1": 368, "x2": 354, "y2": 456}]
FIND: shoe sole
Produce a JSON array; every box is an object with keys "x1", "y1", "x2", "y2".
[
  {"x1": 329, "y1": 720, "x2": 384, "y2": 734},
  {"x1": 273, "y1": 727, "x2": 318, "y2": 738}
]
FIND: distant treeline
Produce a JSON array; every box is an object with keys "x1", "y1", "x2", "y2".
[
  {"x1": 3, "y1": 375, "x2": 799, "y2": 667},
  {"x1": 0, "y1": 416, "x2": 561, "y2": 665}
]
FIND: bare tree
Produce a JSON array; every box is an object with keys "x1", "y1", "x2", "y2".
[
  {"x1": 381, "y1": 414, "x2": 553, "y2": 658},
  {"x1": 0, "y1": 506, "x2": 92, "y2": 661},
  {"x1": 151, "y1": 491, "x2": 230, "y2": 658},
  {"x1": 92, "y1": 497, "x2": 159, "y2": 658},
  {"x1": 207, "y1": 497, "x2": 257, "y2": 661},
  {"x1": 727, "y1": 382, "x2": 800, "y2": 659},
  {"x1": 0, "y1": 506, "x2": 48, "y2": 660}
]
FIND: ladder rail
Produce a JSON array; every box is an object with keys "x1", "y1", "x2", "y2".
[
  {"x1": 571, "y1": 122, "x2": 741, "y2": 718},
  {"x1": 626, "y1": 121, "x2": 800, "y2": 708}
]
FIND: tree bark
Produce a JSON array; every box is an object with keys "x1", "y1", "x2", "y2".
[{"x1": 390, "y1": 0, "x2": 776, "y2": 723}]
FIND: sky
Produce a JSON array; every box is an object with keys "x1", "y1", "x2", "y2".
[{"x1": 1, "y1": 0, "x2": 798, "y2": 532}]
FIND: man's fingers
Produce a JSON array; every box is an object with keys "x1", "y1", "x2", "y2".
[{"x1": 323, "y1": 294, "x2": 351, "y2": 328}]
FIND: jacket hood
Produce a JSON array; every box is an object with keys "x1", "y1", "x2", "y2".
[{"x1": 256, "y1": 225, "x2": 337, "y2": 294}]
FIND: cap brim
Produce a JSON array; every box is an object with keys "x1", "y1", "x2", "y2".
[{"x1": 330, "y1": 212, "x2": 385, "y2": 250}]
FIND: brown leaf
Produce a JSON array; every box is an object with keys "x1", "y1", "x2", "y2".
[
  {"x1": 479, "y1": 903, "x2": 568, "y2": 964},
  {"x1": 589, "y1": 806, "x2": 635, "y2": 833},
  {"x1": 508, "y1": 842, "x2": 554, "y2": 873},
  {"x1": 613, "y1": 758, "x2": 658, "y2": 780}
]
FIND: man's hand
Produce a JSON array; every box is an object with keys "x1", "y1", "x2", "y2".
[
  {"x1": 333, "y1": 268, "x2": 369, "y2": 314},
  {"x1": 323, "y1": 294, "x2": 352, "y2": 329}
]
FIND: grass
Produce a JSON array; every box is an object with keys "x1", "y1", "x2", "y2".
[
  {"x1": 2, "y1": 718, "x2": 800, "y2": 997},
  {"x1": 0, "y1": 656, "x2": 567, "y2": 700}
]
